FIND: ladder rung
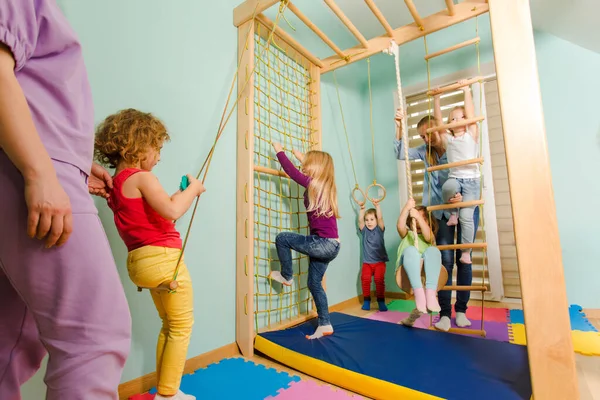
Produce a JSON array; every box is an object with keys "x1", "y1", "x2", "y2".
[
  {"x1": 440, "y1": 327, "x2": 486, "y2": 337},
  {"x1": 437, "y1": 243, "x2": 488, "y2": 251},
  {"x1": 424, "y1": 37, "x2": 481, "y2": 61},
  {"x1": 254, "y1": 165, "x2": 289, "y2": 178},
  {"x1": 427, "y1": 199, "x2": 484, "y2": 212},
  {"x1": 426, "y1": 116, "x2": 485, "y2": 134},
  {"x1": 427, "y1": 157, "x2": 483, "y2": 172},
  {"x1": 427, "y1": 76, "x2": 483, "y2": 96},
  {"x1": 442, "y1": 285, "x2": 488, "y2": 291}
]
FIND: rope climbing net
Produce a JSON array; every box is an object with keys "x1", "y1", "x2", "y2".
[{"x1": 252, "y1": 22, "x2": 318, "y2": 332}]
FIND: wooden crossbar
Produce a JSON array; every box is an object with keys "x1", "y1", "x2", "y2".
[
  {"x1": 404, "y1": 0, "x2": 424, "y2": 29},
  {"x1": 287, "y1": 2, "x2": 347, "y2": 59},
  {"x1": 256, "y1": 14, "x2": 324, "y2": 68},
  {"x1": 364, "y1": 0, "x2": 394, "y2": 37},
  {"x1": 425, "y1": 116, "x2": 485, "y2": 133},
  {"x1": 437, "y1": 243, "x2": 487, "y2": 251},
  {"x1": 447, "y1": 327, "x2": 486, "y2": 337},
  {"x1": 320, "y1": 0, "x2": 489, "y2": 73},
  {"x1": 324, "y1": 0, "x2": 368, "y2": 48},
  {"x1": 254, "y1": 165, "x2": 289, "y2": 178},
  {"x1": 442, "y1": 285, "x2": 488, "y2": 291},
  {"x1": 425, "y1": 37, "x2": 480, "y2": 60},
  {"x1": 426, "y1": 76, "x2": 482, "y2": 96},
  {"x1": 445, "y1": 0, "x2": 456, "y2": 16},
  {"x1": 429, "y1": 326, "x2": 486, "y2": 336},
  {"x1": 233, "y1": 0, "x2": 279, "y2": 27},
  {"x1": 427, "y1": 199, "x2": 484, "y2": 211},
  {"x1": 427, "y1": 157, "x2": 483, "y2": 172}
]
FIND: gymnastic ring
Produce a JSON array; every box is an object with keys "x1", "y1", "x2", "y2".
[
  {"x1": 351, "y1": 186, "x2": 366, "y2": 206},
  {"x1": 366, "y1": 183, "x2": 387, "y2": 203}
]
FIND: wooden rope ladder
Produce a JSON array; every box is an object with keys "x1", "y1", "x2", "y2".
[{"x1": 422, "y1": 17, "x2": 489, "y2": 336}]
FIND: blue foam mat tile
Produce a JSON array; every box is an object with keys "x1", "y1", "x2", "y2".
[
  {"x1": 509, "y1": 309, "x2": 524, "y2": 324},
  {"x1": 569, "y1": 305, "x2": 598, "y2": 332},
  {"x1": 511, "y1": 306, "x2": 597, "y2": 332},
  {"x1": 145, "y1": 358, "x2": 300, "y2": 399},
  {"x1": 182, "y1": 357, "x2": 299, "y2": 399}
]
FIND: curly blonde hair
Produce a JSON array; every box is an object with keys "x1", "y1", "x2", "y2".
[{"x1": 94, "y1": 108, "x2": 170, "y2": 168}]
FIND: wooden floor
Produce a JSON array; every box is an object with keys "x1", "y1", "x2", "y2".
[{"x1": 249, "y1": 297, "x2": 600, "y2": 400}]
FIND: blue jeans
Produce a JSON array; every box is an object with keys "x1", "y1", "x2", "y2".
[
  {"x1": 442, "y1": 177, "x2": 481, "y2": 245},
  {"x1": 275, "y1": 232, "x2": 340, "y2": 326},
  {"x1": 436, "y1": 206, "x2": 480, "y2": 318}
]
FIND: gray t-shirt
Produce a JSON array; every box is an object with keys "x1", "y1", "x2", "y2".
[{"x1": 361, "y1": 225, "x2": 389, "y2": 264}]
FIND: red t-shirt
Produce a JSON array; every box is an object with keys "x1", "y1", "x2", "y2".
[{"x1": 107, "y1": 168, "x2": 182, "y2": 252}]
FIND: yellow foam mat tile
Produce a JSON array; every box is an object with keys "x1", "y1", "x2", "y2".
[{"x1": 508, "y1": 324, "x2": 600, "y2": 356}]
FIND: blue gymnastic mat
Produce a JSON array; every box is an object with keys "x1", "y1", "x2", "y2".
[{"x1": 259, "y1": 312, "x2": 532, "y2": 400}]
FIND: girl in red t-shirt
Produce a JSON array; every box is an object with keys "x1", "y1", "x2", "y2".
[{"x1": 95, "y1": 109, "x2": 205, "y2": 400}]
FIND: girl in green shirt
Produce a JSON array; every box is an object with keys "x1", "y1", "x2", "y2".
[{"x1": 396, "y1": 198, "x2": 442, "y2": 314}]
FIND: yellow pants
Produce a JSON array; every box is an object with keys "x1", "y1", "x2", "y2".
[{"x1": 127, "y1": 246, "x2": 194, "y2": 396}]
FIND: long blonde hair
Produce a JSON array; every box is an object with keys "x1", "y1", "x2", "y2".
[
  {"x1": 417, "y1": 115, "x2": 438, "y2": 167},
  {"x1": 302, "y1": 151, "x2": 340, "y2": 219}
]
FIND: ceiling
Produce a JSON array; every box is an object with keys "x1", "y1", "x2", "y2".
[
  {"x1": 529, "y1": 0, "x2": 599, "y2": 54},
  {"x1": 263, "y1": 0, "x2": 600, "y2": 58}
]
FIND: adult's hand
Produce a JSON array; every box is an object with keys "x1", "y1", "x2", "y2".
[
  {"x1": 88, "y1": 162, "x2": 113, "y2": 198},
  {"x1": 0, "y1": 43, "x2": 72, "y2": 248},
  {"x1": 448, "y1": 193, "x2": 463, "y2": 203},
  {"x1": 25, "y1": 172, "x2": 73, "y2": 248}
]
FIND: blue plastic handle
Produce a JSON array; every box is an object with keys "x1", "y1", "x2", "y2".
[{"x1": 180, "y1": 175, "x2": 189, "y2": 191}]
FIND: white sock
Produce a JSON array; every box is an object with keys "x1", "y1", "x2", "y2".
[
  {"x1": 400, "y1": 308, "x2": 423, "y2": 327},
  {"x1": 155, "y1": 390, "x2": 196, "y2": 400},
  {"x1": 456, "y1": 312, "x2": 471, "y2": 327},
  {"x1": 435, "y1": 316, "x2": 451, "y2": 332},
  {"x1": 306, "y1": 324, "x2": 334, "y2": 339},
  {"x1": 268, "y1": 271, "x2": 292, "y2": 286}
]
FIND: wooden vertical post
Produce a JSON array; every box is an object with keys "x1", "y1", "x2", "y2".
[
  {"x1": 236, "y1": 20, "x2": 255, "y2": 358},
  {"x1": 488, "y1": 0, "x2": 578, "y2": 398},
  {"x1": 309, "y1": 63, "x2": 323, "y2": 291}
]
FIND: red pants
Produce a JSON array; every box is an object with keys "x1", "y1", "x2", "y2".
[{"x1": 361, "y1": 262, "x2": 386, "y2": 300}]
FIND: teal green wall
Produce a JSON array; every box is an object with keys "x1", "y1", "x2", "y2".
[
  {"x1": 534, "y1": 31, "x2": 600, "y2": 309},
  {"x1": 19, "y1": 3, "x2": 600, "y2": 397}
]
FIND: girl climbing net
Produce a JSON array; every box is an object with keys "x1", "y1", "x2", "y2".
[{"x1": 268, "y1": 142, "x2": 341, "y2": 340}]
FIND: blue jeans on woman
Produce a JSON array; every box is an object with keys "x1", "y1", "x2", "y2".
[
  {"x1": 275, "y1": 232, "x2": 340, "y2": 326},
  {"x1": 436, "y1": 206, "x2": 480, "y2": 318}
]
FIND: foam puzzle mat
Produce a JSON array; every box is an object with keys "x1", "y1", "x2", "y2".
[
  {"x1": 367, "y1": 310, "x2": 510, "y2": 342},
  {"x1": 129, "y1": 358, "x2": 300, "y2": 399},
  {"x1": 130, "y1": 303, "x2": 598, "y2": 399},
  {"x1": 265, "y1": 380, "x2": 364, "y2": 399},
  {"x1": 508, "y1": 324, "x2": 600, "y2": 356}
]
